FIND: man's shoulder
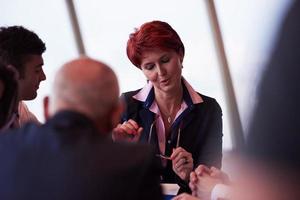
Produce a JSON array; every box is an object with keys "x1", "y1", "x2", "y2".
[
  {"x1": 110, "y1": 142, "x2": 156, "y2": 161},
  {"x1": 106, "y1": 142, "x2": 160, "y2": 173},
  {"x1": 0, "y1": 122, "x2": 41, "y2": 149}
]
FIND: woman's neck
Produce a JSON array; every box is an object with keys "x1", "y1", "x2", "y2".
[{"x1": 155, "y1": 84, "x2": 183, "y2": 116}]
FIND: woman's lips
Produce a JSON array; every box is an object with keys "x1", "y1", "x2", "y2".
[{"x1": 160, "y1": 78, "x2": 170, "y2": 85}]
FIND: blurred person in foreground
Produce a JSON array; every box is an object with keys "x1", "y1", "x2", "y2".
[
  {"x1": 0, "y1": 26, "x2": 46, "y2": 127},
  {"x1": 0, "y1": 57, "x2": 163, "y2": 200},
  {"x1": 112, "y1": 20, "x2": 223, "y2": 193},
  {"x1": 0, "y1": 64, "x2": 19, "y2": 131},
  {"x1": 173, "y1": 1, "x2": 300, "y2": 200},
  {"x1": 239, "y1": 0, "x2": 300, "y2": 199}
]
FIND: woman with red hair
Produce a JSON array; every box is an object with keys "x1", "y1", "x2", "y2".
[{"x1": 113, "y1": 21, "x2": 223, "y2": 193}]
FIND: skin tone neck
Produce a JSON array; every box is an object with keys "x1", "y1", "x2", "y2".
[
  {"x1": 154, "y1": 80, "x2": 183, "y2": 132},
  {"x1": 154, "y1": 81, "x2": 183, "y2": 114}
]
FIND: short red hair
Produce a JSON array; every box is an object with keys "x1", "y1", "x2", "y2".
[{"x1": 126, "y1": 21, "x2": 185, "y2": 68}]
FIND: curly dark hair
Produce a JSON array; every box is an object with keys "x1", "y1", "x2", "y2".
[
  {"x1": 0, "y1": 63, "x2": 19, "y2": 129},
  {"x1": 0, "y1": 26, "x2": 46, "y2": 77}
]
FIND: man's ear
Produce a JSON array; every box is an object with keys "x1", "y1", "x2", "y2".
[
  {"x1": 110, "y1": 101, "x2": 124, "y2": 128},
  {"x1": 43, "y1": 96, "x2": 50, "y2": 121}
]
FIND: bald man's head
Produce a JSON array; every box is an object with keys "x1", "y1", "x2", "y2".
[{"x1": 45, "y1": 57, "x2": 121, "y2": 132}]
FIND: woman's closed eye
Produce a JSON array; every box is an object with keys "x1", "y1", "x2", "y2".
[
  {"x1": 161, "y1": 56, "x2": 170, "y2": 63},
  {"x1": 143, "y1": 63, "x2": 155, "y2": 70}
]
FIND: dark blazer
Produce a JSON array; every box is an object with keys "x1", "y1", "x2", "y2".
[
  {"x1": 246, "y1": 1, "x2": 300, "y2": 168},
  {"x1": 121, "y1": 88, "x2": 223, "y2": 192},
  {"x1": 0, "y1": 111, "x2": 163, "y2": 200}
]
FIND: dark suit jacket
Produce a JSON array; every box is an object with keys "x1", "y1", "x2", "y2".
[
  {"x1": 0, "y1": 111, "x2": 163, "y2": 200},
  {"x1": 246, "y1": 1, "x2": 300, "y2": 169},
  {"x1": 121, "y1": 88, "x2": 223, "y2": 193}
]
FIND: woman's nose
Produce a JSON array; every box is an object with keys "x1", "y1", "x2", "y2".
[{"x1": 157, "y1": 65, "x2": 167, "y2": 76}]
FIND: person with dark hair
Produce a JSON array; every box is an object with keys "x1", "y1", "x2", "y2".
[
  {"x1": 0, "y1": 64, "x2": 19, "y2": 131},
  {"x1": 245, "y1": 0, "x2": 300, "y2": 171},
  {"x1": 0, "y1": 26, "x2": 46, "y2": 127},
  {"x1": 0, "y1": 57, "x2": 163, "y2": 200},
  {"x1": 240, "y1": 1, "x2": 300, "y2": 199},
  {"x1": 113, "y1": 20, "x2": 223, "y2": 193}
]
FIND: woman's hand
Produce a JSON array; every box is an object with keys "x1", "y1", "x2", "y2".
[
  {"x1": 170, "y1": 147, "x2": 194, "y2": 182},
  {"x1": 112, "y1": 119, "x2": 143, "y2": 142}
]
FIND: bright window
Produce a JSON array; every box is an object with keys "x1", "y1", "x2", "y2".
[{"x1": 0, "y1": 0, "x2": 292, "y2": 150}]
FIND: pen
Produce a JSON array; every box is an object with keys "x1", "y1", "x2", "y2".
[{"x1": 156, "y1": 154, "x2": 172, "y2": 160}]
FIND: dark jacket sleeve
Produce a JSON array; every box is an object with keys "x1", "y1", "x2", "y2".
[{"x1": 196, "y1": 99, "x2": 223, "y2": 168}]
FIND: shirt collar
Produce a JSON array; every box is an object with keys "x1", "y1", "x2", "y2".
[{"x1": 133, "y1": 77, "x2": 203, "y2": 108}]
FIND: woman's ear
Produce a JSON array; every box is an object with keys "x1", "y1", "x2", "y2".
[
  {"x1": 43, "y1": 96, "x2": 50, "y2": 121},
  {"x1": 179, "y1": 49, "x2": 184, "y2": 63},
  {"x1": 180, "y1": 57, "x2": 183, "y2": 64}
]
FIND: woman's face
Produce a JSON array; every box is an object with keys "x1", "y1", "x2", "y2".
[{"x1": 140, "y1": 49, "x2": 183, "y2": 94}]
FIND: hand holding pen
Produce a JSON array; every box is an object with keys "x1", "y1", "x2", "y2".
[{"x1": 157, "y1": 147, "x2": 194, "y2": 182}]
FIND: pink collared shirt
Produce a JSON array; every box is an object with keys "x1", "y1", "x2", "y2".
[
  {"x1": 133, "y1": 78, "x2": 203, "y2": 155},
  {"x1": 0, "y1": 101, "x2": 40, "y2": 132}
]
